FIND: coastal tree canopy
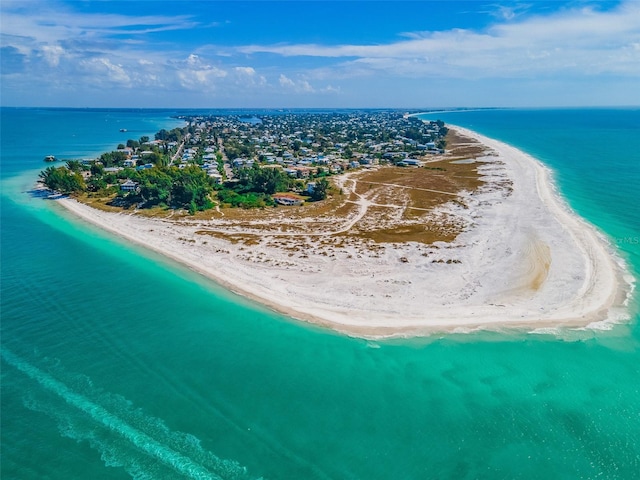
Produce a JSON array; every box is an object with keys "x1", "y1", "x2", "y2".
[
  {"x1": 39, "y1": 166, "x2": 86, "y2": 194},
  {"x1": 138, "y1": 168, "x2": 174, "y2": 206},
  {"x1": 171, "y1": 165, "x2": 214, "y2": 212},
  {"x1": 121, "y1": 165, "x2": 214, "y2": 212},
  {"x1": 310, "y1": 178, "x2": 330, "y2": 201},
  {"x1": 155, "y1": 128, "x2": 184, "y2": 143},
  {"x1": 99, "y1": 151, "x2": 128, "y2": 167},
  {"x1": 240, "y1": 165, "x2": 289, "y2": 195}
]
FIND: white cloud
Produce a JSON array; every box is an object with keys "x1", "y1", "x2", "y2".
[
  {"x1": 175, "y1": 54, "x2": 227, "y2": 91},
  {"x1": 278, "y1": 74, "x2": 338, "y2": 95},
  {"x1": 81, "y1": 57, "x2": 130, "y2": 85},
  {"x1": 279, "y1": 74, "x2": 296, "y2": 89},
  {"x1": 0, "y1": 1, "x2": 199, "y2": 48},
  {"x1": 1, "y1": 0, "x2": 636, "y2": 107},
  {"x1": 40, "y1": 45, "x2": 66, "y2": 67},
  {"x1": 233, "y1": 66, "x2": 267, "y2": 87},
  {"x1": 279, "y1": 74, "x2": 314, "y2": 92},
  {"x1": 237, "y1": 1, "x2": 640, "y2": 79},
  {"x1": 483, "y1": 3, "x2": 532, "y2": 21},
  {"x1": 235, "y1": 66, "x2": 256, "y2": 76}
]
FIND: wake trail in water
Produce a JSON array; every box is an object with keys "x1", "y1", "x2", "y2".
[{"x1": 1, "y1": 348, "x2": 259, "y2": 480}]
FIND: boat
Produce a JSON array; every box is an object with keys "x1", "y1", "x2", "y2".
[
  {"x1": 120, "y1": 128, "x2": 127, "y2": 132},
  {"x1": 43, "y1": 155, "x2": 57, "y2": 162}
]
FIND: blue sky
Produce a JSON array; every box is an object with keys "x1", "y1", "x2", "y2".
[{"x1": 1, "y1": 1, "x2": 638, "y2": 108}]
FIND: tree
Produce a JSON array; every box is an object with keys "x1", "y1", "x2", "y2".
[
  {"x1": 138, "y1": 168, "x2": 173, "y2": 206},
  {"x1": 155, "y1": 127, "x2": 185, "y2": 142},
  {"x1": 145, "y1": 152, "x2": 167, "y2": 167},
  {"x1": 310, "y1": 178, "x2": 329, "y2": 201},
  {"x1": 65, "y1": 160, "x2": 83, "y2": 173},
  {"x1": 248, "y1": 166, "x2": 287, "y2": 194},
  {"x1": 87, "y1": 176, "x2": 107, "y2": 192},
  {"x1": 99, "y1": 150, "x2": 128, "y2": 167},
  {"x1": 171, "y1": 165, "x2": 213, "y2": 211},
  {"x1": 90, "y1": 162, "x2": 104, "y2": 176},
  {"x1": 39, "y1": 166, "x2": 86, "y2": 194},
  {"x1": 155, "y1": 129, "x2": 169, "y2": 141}
]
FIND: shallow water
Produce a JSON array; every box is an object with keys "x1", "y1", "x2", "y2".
[{"x1": 2, "y1": 107, "x2": 639, "y2": 479}]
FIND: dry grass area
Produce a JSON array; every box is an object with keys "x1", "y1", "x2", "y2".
[
  {"x1": 188, "y1": 130, "x2": 501, "y2": 253},
  {"x1": 75, "y1": 193, "x2": 124, "y2": 213},
  {"x1": 83, "y1": 130, "x2": 507, "y2": 256}
]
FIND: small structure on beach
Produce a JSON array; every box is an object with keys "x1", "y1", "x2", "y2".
[{"x1": 273, "y1": 194, "x2": 303, "y2": 206}]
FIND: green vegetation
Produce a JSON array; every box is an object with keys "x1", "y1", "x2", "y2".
[
  {"x1": 217, "y1": 190, "x2": 273, "y2": 209},
  {"x1": 99, "y1": 150, "x2": 129, "y2": 167},
  {"x1": 39, "y1": 166, "x2": 86, "y2": 194},
  {"x1": 39, "y1": 113, "x2": 449, "y2": 215},
  {"x1": 155, "y1": 128, "x2": 184, "y2": 142},
  {"x1": 237, "y1": 164, "x2": 290, "y2": 195},
  {"x1": 117, "y1": 166, "x2": 214, "y2": 212},
  {"x1": 310, "y1": 178, "x2": 329, "y2": 201}
]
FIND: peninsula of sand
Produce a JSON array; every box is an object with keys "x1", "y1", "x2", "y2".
[{"x1": 55, "y1": 127, "x2": 632, "y2": 337}]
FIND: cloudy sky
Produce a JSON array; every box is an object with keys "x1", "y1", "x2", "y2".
[{"x1": 1, "y1": 0, "x2": 639, "y2": 108}]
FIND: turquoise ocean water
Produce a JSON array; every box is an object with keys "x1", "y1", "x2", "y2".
[{"x1": 1, "y1": 107, "x2": 639, "y2": 479}]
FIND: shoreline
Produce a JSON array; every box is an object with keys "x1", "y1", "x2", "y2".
[{"x1": 53, "y1": 126, "x2": 634, "y2": 338}]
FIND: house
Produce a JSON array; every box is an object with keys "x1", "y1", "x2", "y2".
[
  {"x1": 295, "y1": 167, "x2": 311, "y2": 178},
  {"x1": 273, "y1": 194, "x2": 303, "y2": 206},
  {"x1": 208, "y1": 172, "x2": 223, "y2": 184},
  {"x1": 306, "y1": 182, "x2": 316, "y2": 194},
  {"x1": 404, "y1": 159, "x2": 421, "y2": 166},
  {"x1": 120, "y1": 179, "x2": 138, "y2": 192},
  {"x1": 232, "y1": 158, "x2": 245, "y2": 168}
]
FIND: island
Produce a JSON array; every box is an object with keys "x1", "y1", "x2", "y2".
[{"x1": 40, "y1": 111, "x2": 631, "y2": 338}]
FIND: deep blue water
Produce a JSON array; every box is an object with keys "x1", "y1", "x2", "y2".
[{"x1": 1, "y1": 107, "x2": 639, "y2": 479}]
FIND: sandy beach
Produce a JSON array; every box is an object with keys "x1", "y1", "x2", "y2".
[{"x1": 55, "y1": 127, "x2": 633, "y2": 338}]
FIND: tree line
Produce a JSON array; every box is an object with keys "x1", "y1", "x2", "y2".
[{"x1": 39, "y1": 157, "x2": 329, "y2": 214}]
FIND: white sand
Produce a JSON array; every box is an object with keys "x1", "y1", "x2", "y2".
[{"x1": 55, "y1": 127, "x2": 633, "y2": 338}]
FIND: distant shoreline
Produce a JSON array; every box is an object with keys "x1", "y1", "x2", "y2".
[{"x1": 53, "y1": 126, "x2": 633, "y2": 338}]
